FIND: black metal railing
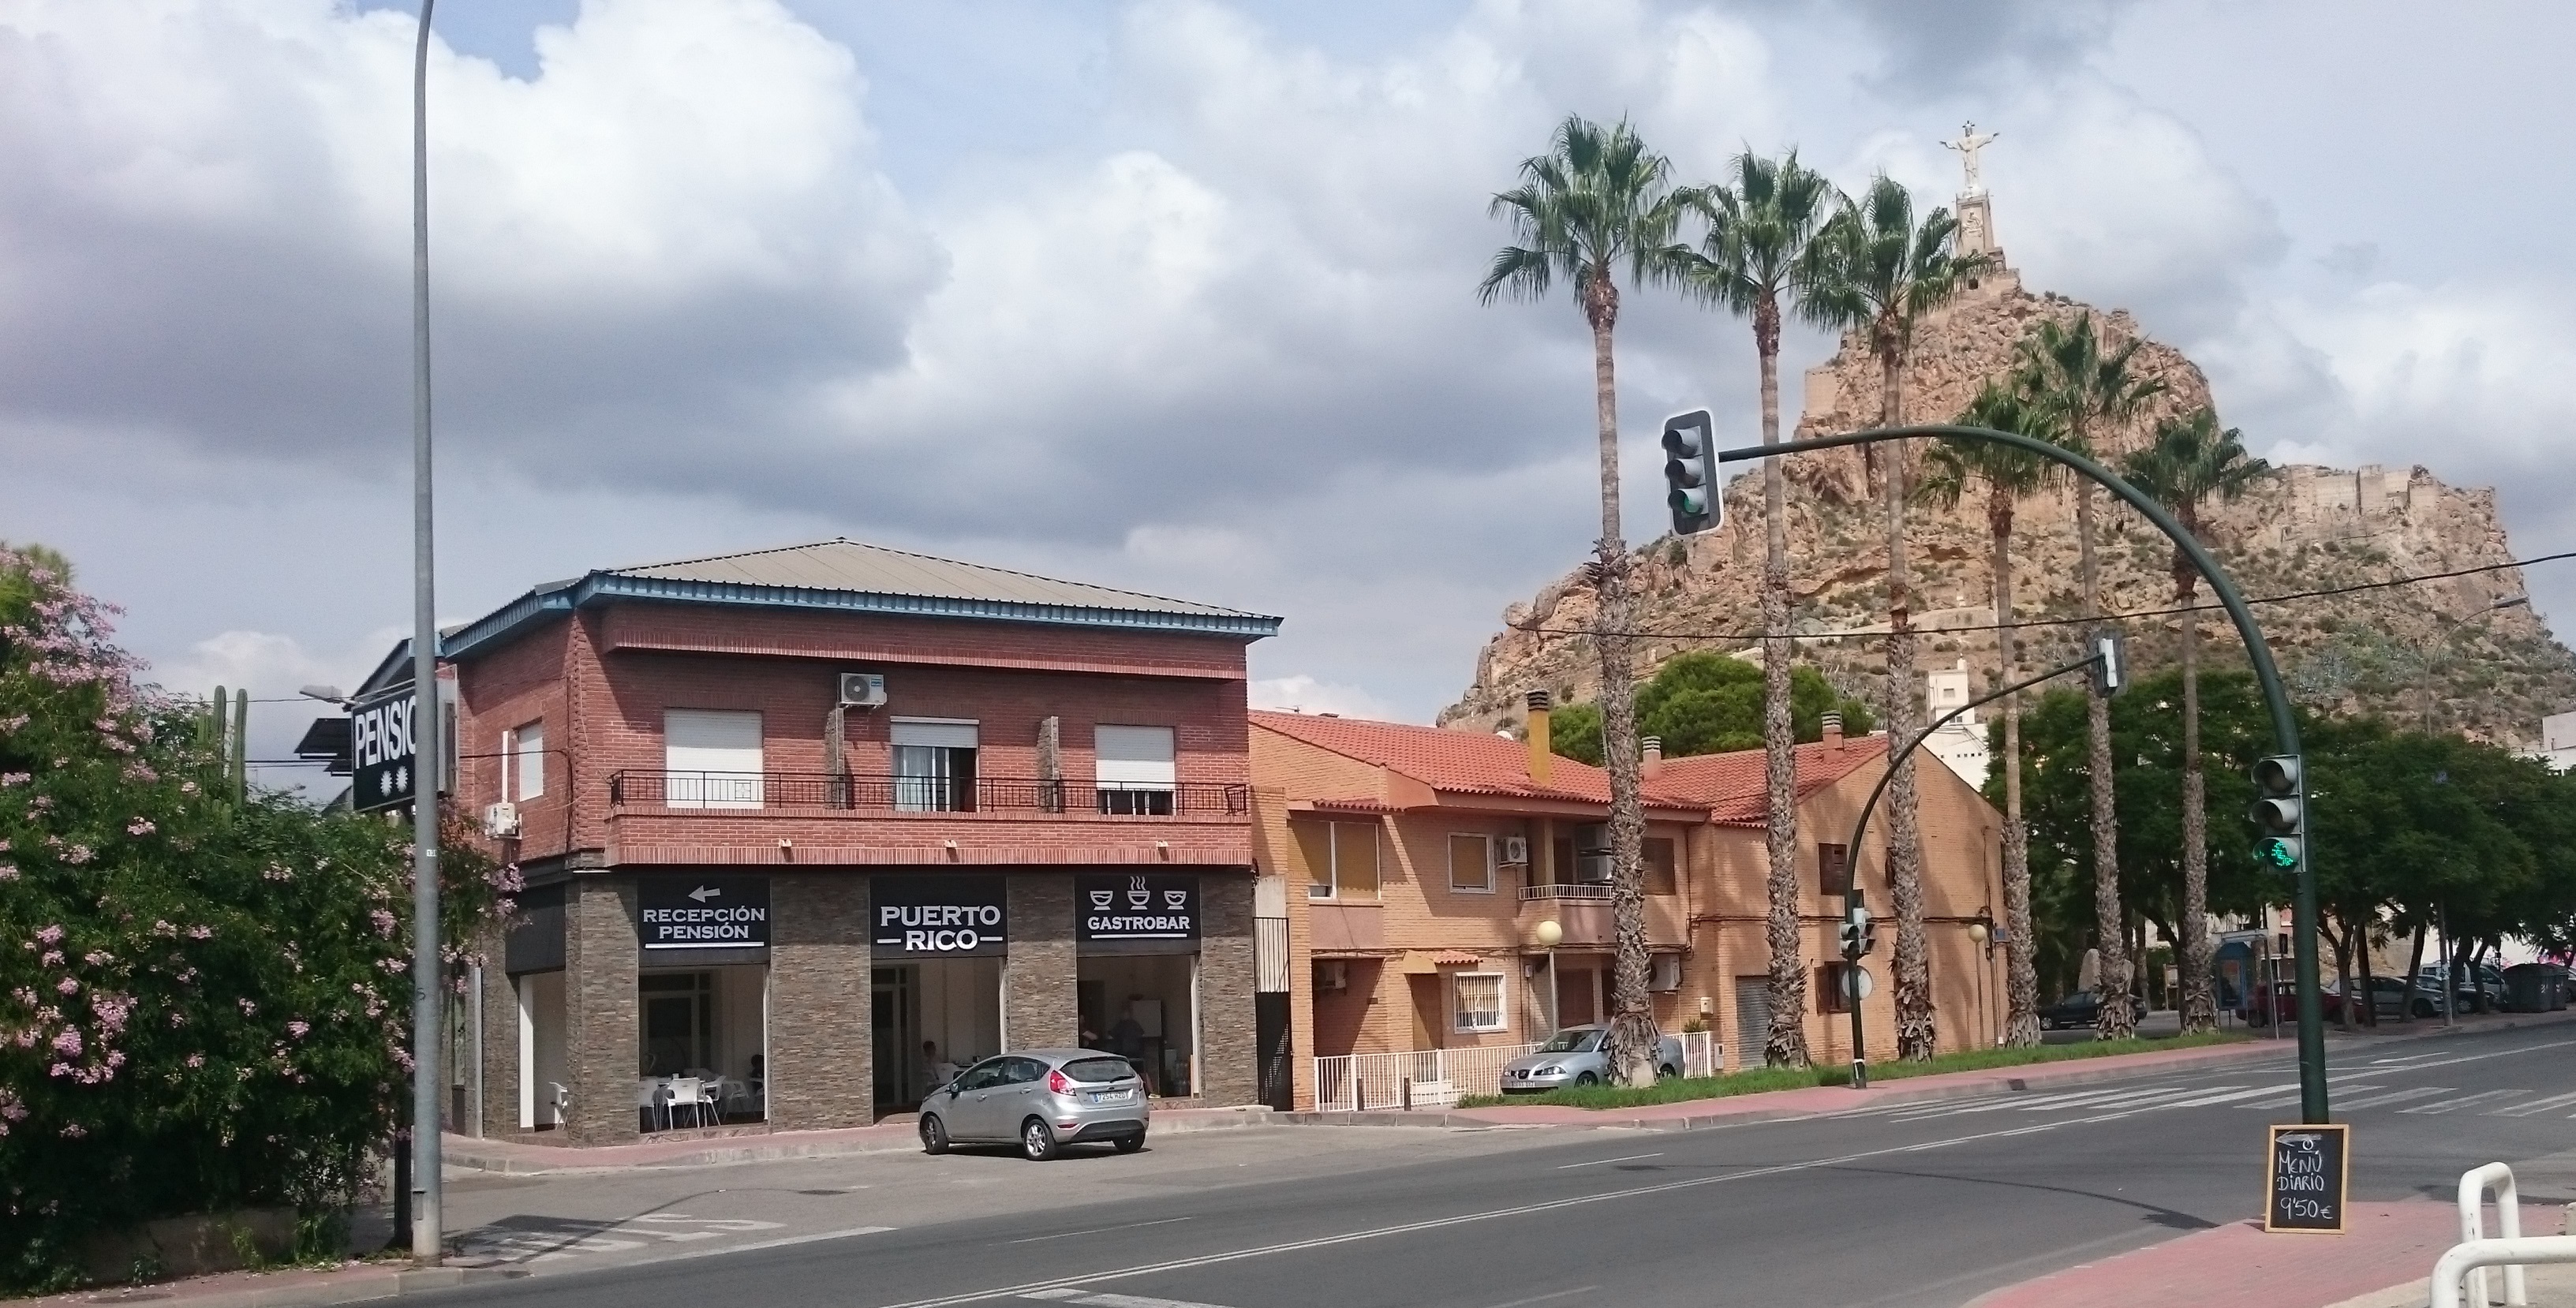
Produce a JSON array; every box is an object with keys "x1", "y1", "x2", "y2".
[{"x1": 607, "y1": 770, "x2": 1248, "y2": 817}]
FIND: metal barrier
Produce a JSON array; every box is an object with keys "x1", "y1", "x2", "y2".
[
  {"x1": 2432, "y1": 1237, "x2": 2576, "y2": 1308},
  {"x1": 1679, "y1": 1030, "x2": 1721, "y2": 1078},
  {"x1": 1313, "y1": 1044, "x2": 1536, "y2": 1112},
  {"x1": 2454, "y1": 1162, "x2": 2532, "y2": 1308}
]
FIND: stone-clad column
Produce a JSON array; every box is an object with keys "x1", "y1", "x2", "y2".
[
  {"x1": 477, "y1": 932, "x2": 520, "y2": 1138},
  {"x1": 1006, "y1": 874, "x2": 1078, "y2": 1049},
  {"x1": 1197, "y1": 873, "x2": 1257, "y2": 1105},
  {"x1": 769, "y1": 873, "x2": 873, "y2": 1130},
  {"x1": 563, "y1": 875, "x2": 639, "y2": 1144}
]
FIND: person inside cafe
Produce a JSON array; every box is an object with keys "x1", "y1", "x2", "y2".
[
  {"x1": 1109, "y1": 997, "x2": 1151, "y2": 1093},
  {"x1": 924, "y1": 1040, "x2": 961, "y2": 1091}
]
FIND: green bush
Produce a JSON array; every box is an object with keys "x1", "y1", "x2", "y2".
[{"x1": 0, "y1": 545, "x2": 509, "y2": 1291}]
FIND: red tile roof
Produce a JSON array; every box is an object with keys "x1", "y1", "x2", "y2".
[
  {"x1": 1249, "y1": 711, "x2": 1704, "y2": 812},
  {"x1": 1652, "y1": 734, "x2": 1889, "y2": 825}
]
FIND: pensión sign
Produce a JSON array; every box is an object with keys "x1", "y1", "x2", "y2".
[
  {"x1": 637, "y1": 876, "x2": 770, "y2": 951},
  {"x1": 2264, "y1": 1123, "x2": 2350, "y2": 1233}
]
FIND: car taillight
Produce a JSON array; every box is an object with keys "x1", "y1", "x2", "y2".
[{"x1": 1047, "y1": 1068, "x2": 1073, "y2": 1096}]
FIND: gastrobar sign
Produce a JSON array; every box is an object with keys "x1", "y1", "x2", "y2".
[
  {"x1": 1078, "y1": 873, "x2": 1198, "y2": 943},
  {"x1": 638, "y1": 876, "x2": 771, "y2": 950},
  {"x1": 873, "y1": 875, "x2": 1007, "y2": 957}
]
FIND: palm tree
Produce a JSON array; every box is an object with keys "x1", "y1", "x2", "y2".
[
  {"x1": 2121, "y1": 408, "x2": 2271, "y2": 1035},
  {"x1": 1919, "y1": 383, "x2": 2057, "y2": 1047},
  {"x1": 1680, "y1": 148, "x2": 1838, "y2": 1068},
  {"x1": 1800, "y1": 173, "x2": 1991, "y2": 1061},
  {"x1": 1479, "y1": 114, "x2": 1690, "y2": 1085},
  {"x1": 2014, "y1": 312, "x2": 2166, "y2": 1041}
]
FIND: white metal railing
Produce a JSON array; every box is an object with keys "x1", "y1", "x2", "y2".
[
  {"x1": 2432, "y1": 1239, "x2": 2576, "y2": 1308},
  {"x1": 2451, "y1": 1161, "x2": 2533, "y2": 1308},
  {"x1": 1679, "y1": 1030, "x2": 1720, "y2": 1078},
  {"x1": 1517, "y1": 884, "x2": 1613, "y2": 902},
  {"x1": 1312, "y1": 1043, "x2": 1536, "y2": 1111}
]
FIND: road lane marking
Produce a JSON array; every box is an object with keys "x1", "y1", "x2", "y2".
[
  {"x1": 1555, "y1": 1153, "x2": 1664, "y2": 1169},
  {"x1": 2333, "y1": 1086, "x2": 2452, "y2": 1111},
  {"x1": 1012, "y1": 1219, "x2": 1195, "y2": 1244},
  {"x1": 2489, "y1": 1089, "x2": 2576, "y2": 1117},
  {"x1": 1021, "y1": 1293, "x2": 1238, "y2": 1308},
  {"x1": 2402, "y1": 1089, "x2": 2528, "y2": 1114},
  {"x1": 1482, "y1": 1287, "x2": 1598, "y2": 1308},
  {"x1": 2240, "y1": 1083, "x2": 2382, "y2": 1111}
]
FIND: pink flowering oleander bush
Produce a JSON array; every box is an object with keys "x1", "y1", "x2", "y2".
[{"x1": 0, "y1": 546, "x2": 510, "y2": 1291}]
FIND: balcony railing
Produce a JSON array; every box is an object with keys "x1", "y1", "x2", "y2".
[
  {"x1": 1517, "y1": 882, "x2": 1614, "y2": 902},
  {"x1": 606, "y1": 770, "x2": 1249, "y2": 817}
]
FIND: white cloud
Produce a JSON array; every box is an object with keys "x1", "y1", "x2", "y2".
[{"x1": 1249, "y1": 675, "x2": 1402, "y2": 722}]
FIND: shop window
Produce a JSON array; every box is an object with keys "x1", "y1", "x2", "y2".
[
  {"x1": 1448, "y1": 834, "x2": 1494, "y2": 893},
  {"x1": 1818, "y1": 843, "x2": 1851, "y2": 899},
  {"x1": 664, "y1": 710, "x2": 763, "y2": 809},
  {"x1": 1295, "y1": 820, "x2": 1381, "y2": 900},
  {"x1": 1096, "y1": 725, "x2": 1176, "y2": 815},
  {"x1": 639, "y1": 971, "x2": 713, "y2": 1074},
  {"x1": 1645, "y1": 838, "x2": 1677, "y2": 895},
  {"x1": 512, "y1": 720, "x2": 546, "y2": 801},
  {"x1": 1452, "y1": 973, "x2": 1506, "y2": 1033},
  {"x1": 892, "y1": 718, "x2": 978, "y2": 812}
]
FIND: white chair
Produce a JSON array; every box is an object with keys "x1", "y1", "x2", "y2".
[
  {"x1": 636, "y1": 1077, "x2": 670, "y2": 1131},
  {"x1": 545, "y1": 1082, "x2": 570, "y2": 1129},
  {"x1": 667, "y1": 1076, "x2": 712, "y2": 1130}
]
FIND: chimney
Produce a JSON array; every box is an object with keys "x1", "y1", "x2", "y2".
[
  {"x1": 1821, "y1": 710, "x2": 1844, "y2": 752},
  {"x1": 1641, "y1": 734, "x2": 1663, "y2": 780},
  {"x1": 1525, "y1": 690, "x2": 1553, "y2": 785}
]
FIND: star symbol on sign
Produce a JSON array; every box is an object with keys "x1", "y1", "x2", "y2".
[
  {"x1": 379, "y1": 772, "x2": 397, "y2": 797},
  {"x1": 393, "y1": 765, "x2": 410, "y2": 794}
]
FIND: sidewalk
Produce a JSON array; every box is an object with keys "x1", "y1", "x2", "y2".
[
  {"x1": 1292, "y1": 1007, "x2": 2576, "y2": 1133},
  {"x1": 446, "y1": 1103, "x2": 1276, "y2": 1174},
  {"x1": 1962, "y1": 1202, "x2": 2566, "y2": 1308}
]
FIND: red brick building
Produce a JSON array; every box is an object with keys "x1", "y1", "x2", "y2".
[{"x1": 406, "y1": 540, "x2": 1279, "y2": 1143}]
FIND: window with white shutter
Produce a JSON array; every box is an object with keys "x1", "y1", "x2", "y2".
[
  {"x1": 892, "y1": 718, "x2": 978, "y2": 812},
  {"x1": 514, "y1": 722, "x2": 546, "y2": 801},
  {"x1": 664, "y1": 710, "x2": 763, "y2": 809},
  {"x1": 1094, "y1": 725, "x2": 1176, "y2": 815}
]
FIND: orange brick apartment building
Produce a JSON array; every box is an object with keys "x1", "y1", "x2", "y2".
[{"x1": 1251, "y1": 698, "x2": 2007, "y2": 1110}]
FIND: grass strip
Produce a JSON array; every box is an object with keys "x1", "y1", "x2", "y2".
[{"x1": 1453, "y1": 1030, "x2": 2247, "y2": 1111}]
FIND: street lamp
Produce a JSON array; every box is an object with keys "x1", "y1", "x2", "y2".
[
  {"x1": 1969, "y1": 908, "x2": 1997, "y2": 1047},
  {"x1": 1535, "y1": 920, "x2": 1563, "y2": 1034},
  {"x1": 406, "y1": 0, "x2": 445, "y2": 1265}
]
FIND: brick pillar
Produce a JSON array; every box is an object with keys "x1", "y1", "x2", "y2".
[
  {"x1": 478, "y1": 932, "x2": 520, "y2": 1137},
  {"x1": 1197, "y1": 872, "x2": 1258, "y2": 1105},
  {"x1": 563, "y1": 876, "x2": 639, "y2": 1144},
  {"x1": 769, "y1": 873, "x2": 873, "y2": 1130},
  {"x1": 1006, "y1": 873, "x2": 1077, "y2": 1049}
]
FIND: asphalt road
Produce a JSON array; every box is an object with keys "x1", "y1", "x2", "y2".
[{"x1": 428, "y1": 1023, "x2": 2576, "y2": 1308}]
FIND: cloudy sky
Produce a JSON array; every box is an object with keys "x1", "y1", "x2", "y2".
[{"x1": 6, "y1": 0, "x2": 2574, "y2": 787}]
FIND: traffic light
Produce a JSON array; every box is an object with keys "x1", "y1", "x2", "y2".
[
  {"x1": 2251, "y1": 753, "x2": 2305, "y2": 873},
  {"x1": 1661, "y1": 409, "x2": 1721, "y2": 536},
  {"x1": 1839, "y1": 897, "x2": 1875, "y2": 960},
  {"x1": 2087, "y1": 630, "x2": 2127, "y2": 695}
]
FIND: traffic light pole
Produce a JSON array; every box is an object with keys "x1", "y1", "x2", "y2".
[
  {"x1": 1836, "y1": 652, "x2": 2101, "y2": 1087},
  {"x1": 1718, "y1": 424, "x2": 2329, "y2": 1123}
]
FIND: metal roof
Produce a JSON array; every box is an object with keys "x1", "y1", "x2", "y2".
[{"x1": 442, "y1": 538, "x2": 1281, "y2": 661}]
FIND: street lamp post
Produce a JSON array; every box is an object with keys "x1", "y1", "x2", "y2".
[
  {"x1": 406, "y1": 0, "x2": 444, "y2": 1265},
  {"x1": 1969, "y1": 909, "x2": 1996, "y2": 1048},
  {"x1": 1535, "y1": 920, "x2": 1563, "y2": 1034}
]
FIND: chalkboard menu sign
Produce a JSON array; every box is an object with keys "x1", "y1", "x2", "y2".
[{"x1": 2264, "y1": 1123, "x2": 2350, "y2": 1233}]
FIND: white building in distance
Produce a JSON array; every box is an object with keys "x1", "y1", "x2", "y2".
[{"x1": 1922, "y1": 660, "x2": 1991, "y2": 791}]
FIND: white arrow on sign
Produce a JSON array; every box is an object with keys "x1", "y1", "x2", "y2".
[{"x1": 688, "y1": 886, "x2": 721, "y2": 903}]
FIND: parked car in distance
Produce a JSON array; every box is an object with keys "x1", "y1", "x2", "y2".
[
  {"x1": 2416, "y1": 964, "x2": 2507, "y2": 1014},
  {"x1": 1501, "y1": 1025, "x2": 1684, "y2": 1093},
  {"x1": 2038, "y1": 988, "x2": 2145, "y2": 1030},
  {"x1": 918, "y1": 1049, "x2": 1149, "y2": 1160}
]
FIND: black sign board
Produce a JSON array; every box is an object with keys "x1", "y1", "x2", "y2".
[
  {"x1": 873, "y1": 875, "x2": 1007, "y2": 957},
  {"x1": 349, "y1": 690, "x2": 419, "y2": 814},
  {"x1": 2264, "y1": 1123, "x2": 2350, "y2": 1233},
  {"x1": 638, "y1": 876, "x2": 771, "y2": 951},
  {"x1": 1077, "y1": 873, "x2": 1198, "y2": 943}
]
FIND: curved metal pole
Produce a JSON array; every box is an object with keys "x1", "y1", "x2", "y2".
[
  {"x1": 1838, "y1": 654, "x2": 2096, "y2": 1085},
  {"x1": 1720, "y1": 424, "x2": 2325, "y2": 1123},
  {"x1": 408, "y1": 0, "x2": 444, "y2": 1263}
]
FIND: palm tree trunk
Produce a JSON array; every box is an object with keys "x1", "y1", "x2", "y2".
[
  {"x1": 2402, "y1": 921, "x2": 2428, "y2": 1024},
  {"x1": 2178, "y1": 562, "x2": 2217, "y2": 1034},
  {"x1": 1587, "y1": 284, "x2": 1655, "y2": 1087},
  {"x1": 2332, "y1": 917, "x2": 2356, "y2": 1033},
  {"x1": 2076, "y1": 480, "x2": 2133, "y2": 1040},
  {"x1": 1875, "y1": 335, "x2": 1934, "y2": 1062},
  {"x1": 1992, "y1": 490, "x2": 2039, "y2": 1047},
  {"x1": 1756, "y1": 300, "x2": 1808, "y2": 1067}
]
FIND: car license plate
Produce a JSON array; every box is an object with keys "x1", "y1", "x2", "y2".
[{"x1": 1087, "y1": 1089, "x2": 1131, "y2": 1104}]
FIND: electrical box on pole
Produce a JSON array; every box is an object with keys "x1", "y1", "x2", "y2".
[{"x1": 1661, "y1": 409, "x2": 1721, "y2": 536}]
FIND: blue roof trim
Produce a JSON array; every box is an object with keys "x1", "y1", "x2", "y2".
[{"x1": 439, "y1": 570, "x2": 1280, "y2": 661}]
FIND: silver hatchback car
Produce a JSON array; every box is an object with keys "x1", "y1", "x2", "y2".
[
  {"x1": 918, "y1": 1048, "x2": 1151, "y2": 1160},
  {"x1": 1500, "y1": 1025, "x2": 1684, "y2": 1093}
]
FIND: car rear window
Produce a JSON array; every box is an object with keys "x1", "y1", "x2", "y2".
[{"x1": 1061, "y1": 1057, "x2": 1135, "y2": 1084}]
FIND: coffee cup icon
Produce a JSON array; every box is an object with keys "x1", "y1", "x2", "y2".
[
  {"x1": 1089, "y1": 890, "x2": 1114, "y2": 910},
  {"x1": 1164, "y1": 890, "x2": 1187, "y2": 910},
  {"x1": 1128, "y1": 888, "x2": 1151, "y2": 908}
]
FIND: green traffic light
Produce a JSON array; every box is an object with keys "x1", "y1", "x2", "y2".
[{"x1": 2258, "y1": 837, "x2": 2299, "y2": 869}]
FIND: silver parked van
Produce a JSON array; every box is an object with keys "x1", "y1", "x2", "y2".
[{"x1": 918, "y1": 1048, "x2": 1150, "y2": 1160}]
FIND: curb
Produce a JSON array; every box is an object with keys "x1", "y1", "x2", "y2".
[
  {"x1": 46, "y1": 1268, "x2": 529, "y2": 1308},
  {"x1": 444, "y1": 1105, "x2": 1278, "y2": 1175}
]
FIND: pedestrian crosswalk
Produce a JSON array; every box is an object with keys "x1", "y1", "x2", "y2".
[{"x1": 1827, "y1": 1081, "x2": 2576, "y2": 1124}]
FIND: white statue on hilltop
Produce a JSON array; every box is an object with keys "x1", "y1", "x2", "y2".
[{"x1": 1942, "y1": 121, "x2": 1998, "y2": 194}]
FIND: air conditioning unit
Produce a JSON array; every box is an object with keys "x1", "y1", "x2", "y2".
[
  {"x1": 1649, "y1": 953, "x2": 1682, "y2": 992},
  {"x1": 481, "y1": 802, "x2": 522, "y2": 839},
  {"x1": 1499, "y1": 835, "x2": 1530, "y2": 865},
  {"x1": 837, "y1": 672, "x2": 887, "y2": 708},
  {"x1": 1316, "y1": 960, "x2": 1349, "y2": 992},
  {"x1": 1576, "y1": 853, "x2": 1614, "y2": 883}
]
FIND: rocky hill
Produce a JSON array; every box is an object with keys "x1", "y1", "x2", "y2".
[{"x1": 1440, "y1": 263, "x2": 2576, "y2": 746}]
